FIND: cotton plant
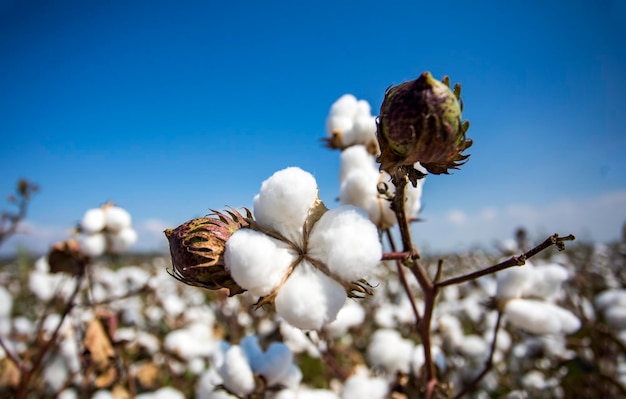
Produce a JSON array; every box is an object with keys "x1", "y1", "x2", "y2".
[{"x1": 77, "y1": 202, "x2": 138, "y2": 257}]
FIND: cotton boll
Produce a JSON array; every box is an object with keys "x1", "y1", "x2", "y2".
[
  {"x1": 275, "y1": 262, "x2": 346, "y2": 330},
  {"x1": 526, "y1": 263, "x2": 570, "y2": 299},
  {"x1": 218, "y1": 345, "x2": 255, "y2": 397},
  {"x1": 324, "y1": 300, "x2": 365, "y2": 338},
  {"x1": 277, "y1": 363, "x2": 302, "y2": 390},
  {"x1": 108, "y1": 227, "x2": 138, "y2": 254},
  {"x1": 225, "y1": 229, "x2": 295, "y2": 297},
  {"x1": 254, "y1": 342, "x2": 293, "y2": 386},
  {"x1": 604, "y1": 306, "x2": 626, "y2": 330},
  {"x1": 459, "y1": 335, "x2": 489, "y2": 362},
  {"x1": 595, "y1": 289, "x2": 626, "y2": 311},
  {"x1": 504, "y1": 299, "x2": 581, "y2": 335},
  {"x1": 80, "y1": 208, "x2": 106, "y2": 233},
  {"x1": 164, "y1": 323, "x2": 215, "y2": 360},
  {"x1": 77, "y1": 233, "x2": 106, "y2": 257},
  {"x1": 340, "y1": 170, "x2": 388, "y2": 228},
  {"x1": 352, "y1": 114, "x2": 377, "y2": 144},
  {"x1": 43, "y1": 355, "x2": 69, "y2": 393},
  {"x1": 342, "y1": 373, "x2": 388, "y2": 399},
  {"x1": 279, "y1": 322, "x2": 321, "y2": 357},
  {"x1": 326, "y1": 115, "x2": 356, "y2": 146},
  {"x1": 339, "y1": 145, "x2": 377, "y2": 182},
  {"x1": 495, "y1": 262, "x2": 534, "y2": 299},
  {"x1": 367, "y1": 329, "x2": 414, "y2": 374},
  {"x1": 253, "y1": 167, "x2": 318, "y2": 243},
  {"x1": 329, "y1": 94, "x2": 358, "y2": 117},
  {"x1": 104, "y1": 206, "x2": 132, "y2": 233},
  {"x1": 308, "y1": 206, "x2": 382, "y2": 282}
]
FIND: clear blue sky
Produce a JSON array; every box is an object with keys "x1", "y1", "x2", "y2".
[{"x1": 1, "y1": 0, "x2": 625, "y2": 255}]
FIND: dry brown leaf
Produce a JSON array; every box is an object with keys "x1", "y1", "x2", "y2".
[
  {"x1": 83, "y1": 318, "x2": 117, "y2": 388},
  {"x1": 0, "y1": 358, "x2": 20, "y2": 389}
]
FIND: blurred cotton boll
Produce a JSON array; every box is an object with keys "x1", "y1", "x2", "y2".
[
  {"x1": 104, "y1": 205, "x2": 132, "y2": 233},
  {"x1": 275, "y1": 262, "x2": 347, "y2": 330},
  {"x1": 108, "y1": 227, "x2": 138, "y2": 254},
  {"x1": 80, "y1": 208, "x2": 106, "y2": 233},
  {"x1": 504, "y1": 298, "x2": 581, "y2": 335},
  {"x1": 253, "y1": 167, "x2": 318, "y2": 243},
  {"x1": 325, "y1": 94, "x2": 377, "y2": 150},
  {"x1": 324, "y1": 300, "x2": 365, "y2": 338},
  {"x1": 341, "y1": 373, "x2": 388, "y2": 399},
  {"x1": 367, "y1": 329, "x2": 415, "y2": 374},
  {"x1": 77, "y1": 233, "x2": 106, "y2": 257},
  {"x1": 217, "y1": 345, "x2": 256, "y2": 397}
]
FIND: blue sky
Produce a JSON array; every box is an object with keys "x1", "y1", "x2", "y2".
[{"x1": 1, "y1": 0, "x2": 625, "y2": 255}]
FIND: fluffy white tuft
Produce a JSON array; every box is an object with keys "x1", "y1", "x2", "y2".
[
  {"x1": 253, "y1": 167, "x2": 318, "y2": 243},
  {"x1": 342, "y1": 373, "x2": 388, "y2": 399},
  {"x1": 366, "y1": 329, "x2": 415, "y2": 374},
  {"x1": 218, "y1": 345, "x2": 255, "y2": 397},
  {"x1": 80, "y1": 208, "x2": 106, "y2": 233},
  {"x1": 496, "y1": 262, "x2": 535, "y2": 299},
  {"x1": 328, "y1": 94, "x2": 358, "y2": 117},
  {"x1": 308, "y1": 206, "x2": 382, "y2": 282},
  {"x1": 225, "y1": 229, "x2": 295, "y2": 297},
  {"x1": 324, "y1": 300, "x2": 365, "y2": 338},
  {"x1": 104, "y1": 206, "x2": 132, "y2": 233},
  {"x1": 108, "y1": 227, "x2": 138, "y2": 254},
  {"x1": 275, "y1": 262, "x2": 346, "y2": 330},
  {"x1": 77, "y1": 233, "x2": 106, "y2": 257},
  {"x1": 504, "y1": 298, "x2": 581, "y2": 335}
]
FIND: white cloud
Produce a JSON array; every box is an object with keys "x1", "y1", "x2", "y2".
[{"x1": 414, "y1": 190, "x2": 626, "y2": 253}]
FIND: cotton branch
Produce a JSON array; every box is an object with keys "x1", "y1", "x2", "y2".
[
  {"x1": 435, "y1": 233, "x2": 576, "y2": 288},
  {"x1": 0, "y1": 179, "x2": 38, "y2": 247}
]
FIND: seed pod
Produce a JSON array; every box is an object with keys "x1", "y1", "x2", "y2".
[
  {"x1": 377, "y1": 71, "x2": 472, "y2": 175},
  {"x1": 165, "y1": 208, "x2": 251, "y2": 296}
]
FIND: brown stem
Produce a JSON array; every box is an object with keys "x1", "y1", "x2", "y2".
[
  {"x1": 14, "y1": 271, "x2": 85, "y2": 399},
  {"x1": 435, "y1": 234, "x2": 576, "y2": 288},
  {"x1": 384, "y1": 230, "x2": 421, "y2": 324},
  {"x1": 0, "y1": 334, "x2": 22, "y2": 370},
  {"x1": 453, "y1": 310, "x2": 503, "y2": 398},
  {"x1": 381, "y1": 251, "x2": 414, "y2": 261}
]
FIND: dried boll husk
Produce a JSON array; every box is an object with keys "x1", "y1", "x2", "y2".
[{"x1": 165, "y1": 208, "x2": 251, "y2": 296}]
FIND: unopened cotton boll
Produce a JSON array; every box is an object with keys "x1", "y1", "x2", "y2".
[
  {"x1": 504, "y1": 298, "x2": 581, "y2": 335},
  {"x1": 77, "y1": 233, "x2": 106, "y2": 257},
  {"x1": 225, "y1": 229, "x2": 295, "y2": 297},
  {"x1": 275, "y1": 262, "x2": 346, "y2": 330},
  {"x1": 253, "y1": 167, "x2": 318, "y2": 243},
  {"x1": 108, "y1": 227, "x2": 138, "y2": 254},
  {"x1": 308, "y1": 206, "x2": 382, "y2": 282},
  {"x1": 80, "y1": 208, "x2": 106, "y2": 233},
  {"x1": 104, "y1": 206, "x2": 132, "y2": 233},
  {"x1": 218, "y1": 345, "x2": 255, "y2": 397}
]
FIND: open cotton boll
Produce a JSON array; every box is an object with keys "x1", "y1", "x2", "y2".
[
  {"x1": 504, "y1": 298, "x2": 581, "y2": 335},
  {"x1": 104, "y1": 206, "x2": 132, "y2": 233},
  {"x1": 254, "y1": 342, "x2": 294, "y2": 386},
  {"x1": 525, "y1": 263, "x2": 570, "y2": 299},
  {"x1": 225, "y1": 229, "x2": 295, "y2": 297},
  {"x1": 77, "y1": 233, "x2": 106, "y2": 257},
  {"x1": 253, "y1": 167, "x2": 318, "y2": 243},
  {"x1": 352, "y1": 114, "x2": 377, "y2": 143},
  {"x1": 326, "y1": 115, "x2": 356, "y2": 145},
  {"x1": 108, "y1": 227, "x2": 138, "y2": 254},
  {"x1": 367, "y1": 329, "x2": 414, "y2": 374},
  {"x1": 339, "y1": 145, "x2": 377, "y2": 182},
  {"x1": 218, "y1": 345, "x2": 256, "y2": 397},
  {"x1": 342, "y1": 373, "x2": 388, "y2": 399},
  {"x1": 275, "y1": 262, "x2": 346, "y2": 330},
  {"x1": 80, "y1": 208, "x2": 106, "y2": 233},
  {"x1": 595, "y1": 289, "x2": 626, "y2": 311},
  {"x1": 604, "y1": 306, "x2": 626, "y2": 329},
  {"x1": 495, "y1": 262, "x2": 534, "y2": 299},
  {"x1": 308, "y1": 206, "x2": 382, "y2": 282},
  {"x1": 324, "y1": 300, "x2": 365, "y2": 338},
  {"x1": 329, "y1": 94, "x2": 358, "y2": 117}
]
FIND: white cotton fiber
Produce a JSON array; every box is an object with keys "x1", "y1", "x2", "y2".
[
  {"x1": 326, "y1": 115, "x2": 356, "y2": 145},
  {"x1": 526, "y1": 263, "x2": 570, "y2": 299},
  {"x1": 342, "y1": 373, "x2": 388, "y2": 399},
  {"x1": 104, "y1": 206, "x2": 132, "y2": 233},
  {"x1": 366, "y1": 329, "x2": 414, "y2": 374},
  {"x1": 275, "y1": 262, "x2": 346, "y2": 330},
  {"x1": 218, "y1": 345, "x2": 255, "y2": 397},
  {"x1": 108, "y1": 227, "x2": 138, "y2": 254},
  {"x1": 339, "y1": 145, "x2": 376, "y2": 182},
  {"x1": 324, "y1": 300, "x2": 365, "y2": 338},
  {"x1": 595, "y1": 289, "x2": 626, "y2": 310},
  {"x1": 504, "y1": 298, "x2": 580, "y2": 335},
  {"x1": 253, "y1": 167, "x2": 318, "y2": 243},
  {"x1": 77, "y1": 232, "x2": 106, "y2": 257},
  {"x1": 225, "y1": 229, "x2": 295, "y2": 297},
  {"x1": 308, "y1": 206, "x2": 382, "y2": 282},
  {"x1": 352, "y1": 114, "x2": 377, "y2": 144},
  {"x1": 80, "y1": 207, "x2": 106, "y2": 233},
  {"x1": 329, "y1": 94, "x2": 358, "y2": 118},
  {"x1": 495, "y1": 262, "x2": 534, "y2": 299}
]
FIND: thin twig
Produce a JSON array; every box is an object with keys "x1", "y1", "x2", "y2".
[
  {"x1": 435, "y1": 234, "x2": 576, "y2": 288},
  {"x1": 384, "y1": 230, "x2": 422, "y2": 324},
  {"x1": 454, "y1": 310, "x2": 503, "y2": 398}
]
